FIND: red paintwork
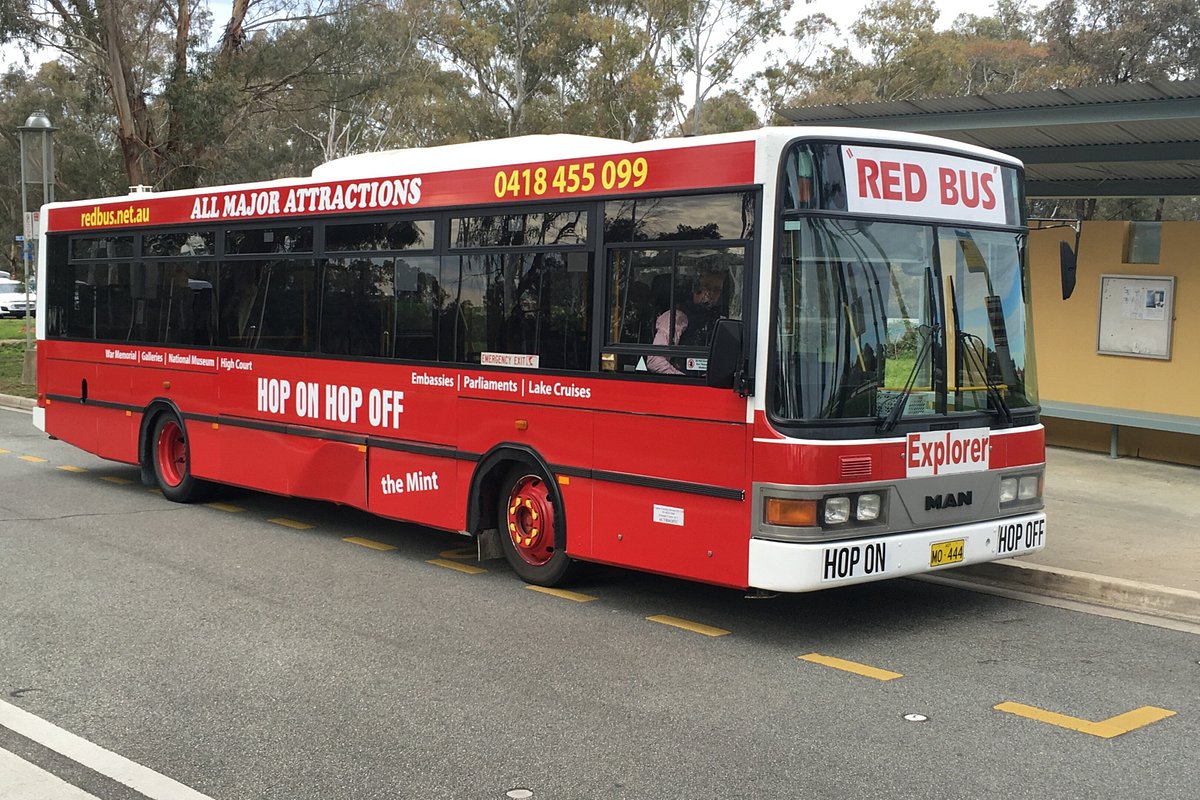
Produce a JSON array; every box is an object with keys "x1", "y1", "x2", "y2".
[
  {"x1": 46, "y1": 142, "x2": 757, "y2": 233},
  {"x1": 750, "y1": 410, "x2": 1045, "y2": 486},
  {"x1": 39, "y1": 341, "x2": 1045, "y2": 589}
]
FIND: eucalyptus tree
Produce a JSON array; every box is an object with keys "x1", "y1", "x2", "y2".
[
  {"x1": 670, "y1": 0, "x2": 792, "y2": 134},
  {"x1": 5, "y1": 0, "x2": 342, "y2": 189},
  {"x1": 1038, "y1": 0, "x2": 1200, "y2": 83},
  {"x1": 428, "y1": 0, "x2": 597, "y2": 138}
]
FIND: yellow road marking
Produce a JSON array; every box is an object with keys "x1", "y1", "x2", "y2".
[
  {"x1": 646, "y1": 614, "x2": 730, "y2": 637},
  {"x1": 343, "y1": 536, "x2": 397, "y2": 552},
  {"x1": 57, "y1": 465, "x2": 87, "y2": 473},
  {"x1": 439, "y1": 547, "x2": 477, "y2": 560},
  {"x1": 427, "y1": 558, "x2": 486, "y2": 574},
  {"x1": 0, "y1": 448, "x2": 9, "y2": 454},
  {"x1": 205, "y1": 502, "x2": 245, "y2": 513},
  {"x1": 526, "y1": 585, "x2": 597, "y2": 603},
  {"x1": 994, "y1": 702, "x2": 1176, "y2": 739},
  {"x1": 19, "y1": 455, "x2": 47, "y2": 463},
  {"x1": 269, "y1": 518, "x2": 314, "y2": 530},
  {"x1": 100, "y1": 476, "x2": 133, "y2": 485},
  {"x1": 799, "y1": 653, "x2": 903, "y2": 681}
]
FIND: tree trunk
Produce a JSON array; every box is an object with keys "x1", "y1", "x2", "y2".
[{"x1": 97, "y1": 0, "x2": 148, "y2": 186}]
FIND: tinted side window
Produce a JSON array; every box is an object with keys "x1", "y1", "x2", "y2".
[
  {"x1": 604, "y1": 246, "x2": 744, "y2": 377},
  {"x1": 64, "y1": 262, "x2": 134, "y2": 340},
  {"x1": 218, "y1": 260, "x2": 318, "y2": 352},
  {"x1": 604, "y1": 193, "x2": 754, "y2": 242},
  {"x1": 439, "y1": 251, "x2": 591, "y2": 369},
  {"x1": 451, "y1": 210, "x2": 587, "y2": 248},
  {"x1": 326, "y1": 220, "x2": 434, "y2": 252},
  {"x1": 394, "y1": 256, "x2": 442, "y2": 360},
  {"x1": 144, "y1": 231, "x2": 215, "y2": 257},
  {"x1": 127, "y1": 261, "x2": 217, "y2": 345},
  {"x1": 70, "y1": 236, "x2": 134, "y2": 260},
  {"x1": 226, "y1": 226, "x2": 314, "y2": 255}
]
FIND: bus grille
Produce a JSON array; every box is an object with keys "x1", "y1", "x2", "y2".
[{"x1": 839, "y1": 456, "x2": 872, "y2": 480}]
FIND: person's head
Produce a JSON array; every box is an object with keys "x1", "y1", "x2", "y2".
[{"x1": 692, "y1": 271, "x2": 725, "y2": 310}]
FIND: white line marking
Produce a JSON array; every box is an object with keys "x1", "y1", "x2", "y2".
[
  {"x1": 0, "y1": 747, "x2": 102, "y2": 799},
  {"x1": 0, "y1": 699, "x2": 214, "y2": 800}
]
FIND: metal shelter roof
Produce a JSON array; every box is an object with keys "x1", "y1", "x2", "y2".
[{"x1": 779, "y1": 79, "x2": 1200, "y2": 198}]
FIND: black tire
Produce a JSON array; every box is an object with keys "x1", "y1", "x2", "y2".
[
  {"x1": 497, "y1": 464, "x2": 574, "y2": 586},
  {"x1": 150, "y1": 413, "x2": 212, "y2": 503}
]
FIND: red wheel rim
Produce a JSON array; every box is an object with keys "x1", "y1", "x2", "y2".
[
  {"x1": 505, "y1": 475, "x2": 556, "y2": 566},
  {"x1": 156, "y1": 420, "x2": 187, "y2": 487}
]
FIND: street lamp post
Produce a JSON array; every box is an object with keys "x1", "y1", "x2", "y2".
[{"x1": 18, "y1": 110, "x2": 55, "y2": 386}]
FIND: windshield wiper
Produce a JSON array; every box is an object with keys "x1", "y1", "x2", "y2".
[
  {"x1": 878, "y1": 323, "x2": 938, "y2": 433},
  {"x1": 957, "y1": 329, "x2": 1013, "y2": 424}
]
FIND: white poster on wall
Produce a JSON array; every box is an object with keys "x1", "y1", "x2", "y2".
[{"x1": 1098, "y1": 275, "x2": 1175, "y2": 359}]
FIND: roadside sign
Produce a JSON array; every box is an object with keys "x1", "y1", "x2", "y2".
[{"x1": 23, "y1": 211, "x2": 40, "y2": 241}]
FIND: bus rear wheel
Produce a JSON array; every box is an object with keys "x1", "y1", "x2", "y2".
[
  {"x1": 498, "y1": 466, "x2": 574, "y2": 586},
  {"x1": 151, "y1": 413, "x2": 210, "y2": 503}
]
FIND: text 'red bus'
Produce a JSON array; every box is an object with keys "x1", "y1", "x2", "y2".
[{"x1": 34, "y1": 128, "x2": 1046, "y2": 592}]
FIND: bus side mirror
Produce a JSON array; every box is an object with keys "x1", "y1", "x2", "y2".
[
  {"x1": 1060, "y1": 240, "x2": 1077, "y2": 300},
  {"x1": 707, "y1": 318, "x2": 746, "y2": 393}
]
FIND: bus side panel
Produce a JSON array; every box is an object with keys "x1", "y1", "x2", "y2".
[
  {"x1": 556, "y1": 477, "x2": 595, "y2": 559},
  {"x1": 186, "y1": 421, "x2": 221, "y2": 480},
  {"x1": 43, "y1": 359, "x2": 100, "y2": 456},
  {"x1": 288, "y1": 436, "x2": 368, "y2": 510},
  {"x1": 95, "y1": 406, "x2": 139, "y2": 464},
  {"x1": 456, "y1": 398, "x2": 595, "y2": 556},
  {"x1": 590, "y1": 412, "x2": 750, "y2": 587},
  {"x1": 368, "y1": 449, "x2": 460, "y2": 531},
  {"x1": 219, "y1": 426, "x2": 293, "y2": 496},
  {"x1": 131, "y1": 370, "x2": 220, "y2": 421}
]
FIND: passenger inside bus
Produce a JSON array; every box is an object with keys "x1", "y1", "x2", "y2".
[{"x1": 646, "y1": 269, "x2": 728, "y2": 375}]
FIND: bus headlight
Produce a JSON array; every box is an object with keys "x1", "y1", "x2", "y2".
[
  {"x1": 824, "y1": 497, "x2": 851, "y2": 524},
  {"x1": 1000, "y1": 471, "x2": 1043, "y2": 507},
  {"x1": 1018, "y1": 475, "x2": 1041, "y2": 500},
  {"x1": 856, "y1": 493, "x2": 881, "y2": 521}
]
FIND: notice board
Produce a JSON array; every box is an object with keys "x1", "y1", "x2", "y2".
[{"x1": 1096, "y1": 274, "x2": 1175, "y2": 359}]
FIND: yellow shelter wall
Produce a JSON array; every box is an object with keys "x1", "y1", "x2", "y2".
[{"x1": 1030, "y1": 221, "x2": 1200, "y2": 463}]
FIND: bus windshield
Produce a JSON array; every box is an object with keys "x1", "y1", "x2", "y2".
[{"x1": 771, "y1": 217, "x2": 1037, "y2": 426}]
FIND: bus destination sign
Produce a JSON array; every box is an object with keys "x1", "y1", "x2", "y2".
[{"x1": 842, "y1": 144, "x2": 1009, "y2": 225}]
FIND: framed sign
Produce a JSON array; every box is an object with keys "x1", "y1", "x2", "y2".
[{"x1": 1096, "y1": 274, "x2": 1175, "y2": 359}]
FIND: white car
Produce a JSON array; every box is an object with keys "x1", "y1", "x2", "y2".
[{"x1": 0, "y1": 279, "x2": 34, "y2": 318}]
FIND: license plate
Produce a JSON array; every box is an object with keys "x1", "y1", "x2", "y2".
[{"x1": 929, "y1": 538, "x2": 964, "y2": 567}]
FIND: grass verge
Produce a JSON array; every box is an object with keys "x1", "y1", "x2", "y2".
[{"x1": 0, "y1": 342, "x2": 36, "y2": 399}]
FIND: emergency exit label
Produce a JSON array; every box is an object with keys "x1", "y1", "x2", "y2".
[{"x1": 843, "y1": 145, "x2": 1009, "y2": 225}]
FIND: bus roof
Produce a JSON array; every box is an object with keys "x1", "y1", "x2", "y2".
[{"x1": 312, "y1": 126, "x2": 1020, "y2": 182}]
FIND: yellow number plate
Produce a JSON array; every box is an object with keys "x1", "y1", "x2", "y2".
[{"x1": 930, "y1": 538, "x2": 965, "y2": 567}]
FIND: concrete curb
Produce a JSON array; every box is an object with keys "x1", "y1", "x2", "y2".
[
  {"x1": 0, "y1": 392, "x2": 35, "y2": 411},
  {"x1": 951, "y1": 559, "x2": 1200, "y2": 625}
]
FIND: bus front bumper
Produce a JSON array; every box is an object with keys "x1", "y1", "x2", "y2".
[{"x1": 748, "y1": 512, "x2": 1046, "y2": 593}]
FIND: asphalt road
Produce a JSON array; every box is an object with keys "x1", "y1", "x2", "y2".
[{"x1": 0, "y1": 407, "x2": 1196, "y2": 800}]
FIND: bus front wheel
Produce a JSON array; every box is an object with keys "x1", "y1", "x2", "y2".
[
  {"x1": 498, "y1": 465, "x2": 574, "y2": 586},
  {"x1": 151, "y1": 413, "x2": 210, "y2": 503}
]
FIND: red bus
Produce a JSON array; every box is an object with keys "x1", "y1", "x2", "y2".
[{"x1": 34, "y1": 128, "x2": 1048, "y2": 592}]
